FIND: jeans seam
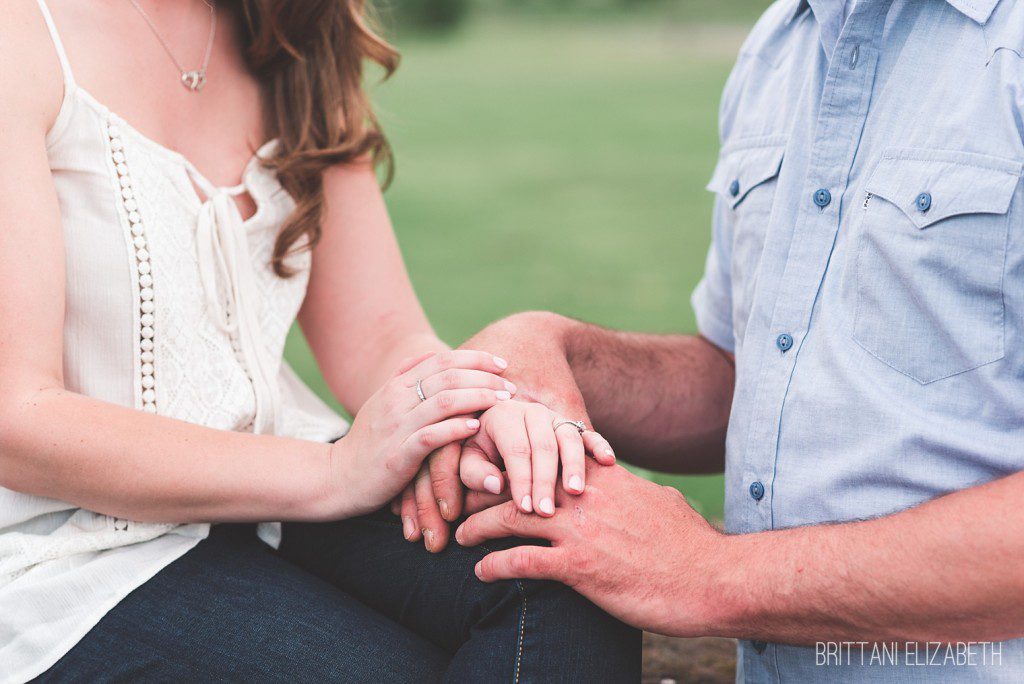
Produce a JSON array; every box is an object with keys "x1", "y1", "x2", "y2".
[{"x1": 480, "y1": 543, "x2": 528, "y2": 684}]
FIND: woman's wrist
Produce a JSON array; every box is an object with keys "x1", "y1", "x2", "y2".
[{"x1": 288, "y1": 439, "x2": 347, "y2": 522}]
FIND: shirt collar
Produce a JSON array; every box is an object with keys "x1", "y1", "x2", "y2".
[{"x1": 787, "y1": 0, "x2": 1000, "y2": 26}]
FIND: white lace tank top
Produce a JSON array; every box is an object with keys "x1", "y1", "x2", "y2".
[{"x1": 0, "y1": 3, "x2": 347, "y2": 680}]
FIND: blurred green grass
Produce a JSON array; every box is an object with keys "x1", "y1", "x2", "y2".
[{"x1": 286, "y1": 13, "x2": 755, "y2": 520}]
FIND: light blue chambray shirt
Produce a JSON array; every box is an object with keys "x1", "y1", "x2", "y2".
[{"x1": 691, "y1": 0, "x2": 1024, "y2": 681}]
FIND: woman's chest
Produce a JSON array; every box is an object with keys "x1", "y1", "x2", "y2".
[{"x1": 52, "y1": 104, "x2": 309, "y2": 431}]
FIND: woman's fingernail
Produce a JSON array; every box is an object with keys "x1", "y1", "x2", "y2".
[
  {"x1": 521, "y1": 495, "x2": 533, "y2": 512},
  {"x1": 539, "y1": 497, "x2": 554, "y2": 515},
  {"x1": 466, "y1": 418, "x2": 481, "y2": 429},
  {"x1": 568, "y1": 475, "x2": 584, "y2": 493},
  {"x1": 484, "y1": 475, "x2": 502, "y2": 494},
  {"x1": 475, "y1": 561, "x2": 484, "y2": 578},
  {"x1": 455, "y1": 525, "x2": 465, "y2": 545},
  {"x1": 437, "y1": 499, "x2": 451, "y2": 519},
  {"x1": 496, "y1": 390, "x2": 512, "y2": 401},
  {"x1": 493, "y1": 356, "x2": 509, "y2": 370},
  {"x1": 605, "y1": 448, "x2": 615, "y2": 460},
  {"x1": 504, "y1": 380, "x2": 517, "y2": 394},
  {"x1": 402, "y1": 517, "x2": 415, "y2": 540},
  {"x1": 423, "y1": 528, "x2": 435, "y2": 551}
]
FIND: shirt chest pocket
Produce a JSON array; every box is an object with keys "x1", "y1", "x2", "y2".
[
  {"x1": 853, "y1": 149, "x2": 1022, "y2": 384},
  {"x1": 707, "y1": 136, "x2": 786, "y2": 341}
]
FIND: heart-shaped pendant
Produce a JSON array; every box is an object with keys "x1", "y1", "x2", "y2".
[{"x1": 180, "y1": 71, "x2": 207, "y2": 92}]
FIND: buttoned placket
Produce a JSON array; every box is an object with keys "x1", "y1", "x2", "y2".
[{"x1": 735, "y1": 2, "x2": 892, "y2": 675}]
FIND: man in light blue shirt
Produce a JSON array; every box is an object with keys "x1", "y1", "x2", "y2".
[{"x1": 453, "y1": 0, "x2": 1024, "y2": 681}]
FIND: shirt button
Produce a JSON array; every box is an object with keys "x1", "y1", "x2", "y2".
[
  {"x1": 749, "y1": 481, "x2": 765, "y2": 501},
  {"x1": 813, "y1": 188, "x2": 831, "y2": 208},
  {"x1": 753, "y1": 641, "x2": 768, "y2": 654},
  {"x1": 916, "y1": 191, "x2": 932, "y2": 212},
  {"x1": 776, "y1": 333, "x2": 793, "y2": 352},
  {"x1": 729, "y1": 179, "x2": 740, "y2": 197}
]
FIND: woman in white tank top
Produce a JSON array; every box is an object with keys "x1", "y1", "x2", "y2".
[{"x1": 0, "y1": 0, "x2": 637, "y2": 681}]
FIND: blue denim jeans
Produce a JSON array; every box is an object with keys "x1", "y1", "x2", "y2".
[{"x1": 36, "y1": 514, "x2": 640, "y2": 682}]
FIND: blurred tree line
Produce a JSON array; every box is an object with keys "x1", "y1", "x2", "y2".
[{"x1": 383, "y1": 0, "x2": 769, "y2": 32}]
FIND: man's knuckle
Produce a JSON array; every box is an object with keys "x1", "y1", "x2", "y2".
[
  {"x1": 512, "y1": 549, "x2": 533, "y2": 574},
  {"x1": 662, "y1": 484, "x2": 687, "y2": 502},
  {"x1": 415, "y1": 497, "x2": 435, "y2": 517},
  {"x1": 499, "y1": 503, "x2": 520, "y2": 527},
  {"x1": 430, "y1": 467, "x2": 456, "y2": 485}
]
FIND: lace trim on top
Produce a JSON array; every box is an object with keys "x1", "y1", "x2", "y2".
[{"x1": 107, "y1": 115, "x2": 157, "y2": 414}]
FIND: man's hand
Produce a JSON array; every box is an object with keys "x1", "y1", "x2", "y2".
[
  {"x1": 455, "y1": 462, "x2": 730, "y2": 637},
  {"x1": 461, "y1": 312, "x2": 588, "y2": 420},
  {"x1": 393, "y1": 441, "x2": 465, "y2": 552},
  {"x1": 458, "y1": 462, "x2": 1024, "y2": 646}
]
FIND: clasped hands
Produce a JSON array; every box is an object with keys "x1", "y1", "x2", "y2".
[
  {"x1": 384, "y1": 353, "x2": 616, "y2": 553},
  {"x1": 341, "y1": 347, "x2": 726, "y2": 638}
]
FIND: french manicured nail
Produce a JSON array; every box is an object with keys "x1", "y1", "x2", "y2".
[
  {"x1": 455, "y1": 525, "x2": 465, "y2": 545},
  {"x1": 568, "y1": 475, "x2": 584, "y2": 493},
  {"x1": 423, "y1": 528, "x2": 436, "y2": 551},
  {"x1": 475, "y1": 561, "x2": 484, "y2": 578},
  {"x1": 466, "y1": 418, "x2": 480, "y2": 430},
  {"x1": 521, "y1": 495, "x2": 533, "y2": 512},
  {"x1": 437, "y1": 499, "x2": 451, "y2": 520},
  {"x1": 539, "y1": 497, "x2": 554, "y2": 515},
  {"x1": 493, "y1": 356, "x2": 509, "y2": 370},
  {"x1": 496, "y1": 390, "x2": 512, "y2": 401},
  {"x1": 504, "y1": 380, "x2": 517, "y2": 394},
  {"x1": 402, "y1": 517, "x2": 415, "y2": 540},
  {"x1": 483, "y1": 475, "x2": 502, "y2": 494}
]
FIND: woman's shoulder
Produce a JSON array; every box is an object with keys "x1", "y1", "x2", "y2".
[{"x1": 0, "y1": 0, "x2": 65, "y2": 137}]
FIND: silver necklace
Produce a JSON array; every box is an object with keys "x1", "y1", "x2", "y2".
[{"x1": 127, "y1": 0, "x2": 217, "y2": 92}]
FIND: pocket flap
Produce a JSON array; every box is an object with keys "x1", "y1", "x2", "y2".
[
  {"x1": 707, "y1": 137, "x2": 786, "y2": 209},
  {"x1": 864, "y1": 149, "x2": 1022, "y2": 229}
]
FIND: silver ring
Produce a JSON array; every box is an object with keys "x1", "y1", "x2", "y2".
[
  {"x1": 552, "y1": 419, "x2": 586, "y2": 434},
  {"x1": 415, "y1": 379, "x2": 427, "y2": 402}
]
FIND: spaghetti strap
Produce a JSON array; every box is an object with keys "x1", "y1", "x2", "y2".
[{"x1": 35, "y1": 0, "x2": 76, "y2": 88}]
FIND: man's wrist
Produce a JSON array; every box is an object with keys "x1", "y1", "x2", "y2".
[
  {"x1": 506, "y1": 310, "x2": 576, "y2": 353},
  {"x1": 467, "y1": 311, "x2": 584, "y2": 412},
  {"x1": 690, "y1": 531, "x2": 778, "y2": 640},
  {"x1": 698, "y1": 527, "x2": 829, "y2": 642}
]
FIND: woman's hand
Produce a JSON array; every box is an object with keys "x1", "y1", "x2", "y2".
[
  {"x1": 326, "y1": 350, "x2": 513, "y2": 519},
  {"x1": 459, "y1": 401, "x2": 616, "y2": 517}
]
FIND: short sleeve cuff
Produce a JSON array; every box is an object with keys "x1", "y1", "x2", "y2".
[{"x1": 691, "y1": 279, "x2": 735, "y2": 354}]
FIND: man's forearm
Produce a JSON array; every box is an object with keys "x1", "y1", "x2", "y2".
[
  {"x1": 463, "y1": 312, "x2": 734, "y2": 472},
  {"x1": 564, "y1": 320, "x2": 734, "y2": 472},
  {"x1": 708, "y1": 471, "x2": 1024, "y2": 644}
]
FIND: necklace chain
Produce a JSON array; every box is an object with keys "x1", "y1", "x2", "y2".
[{"x1": 127, "y1": 0, "x2": 217, "y2": 92}]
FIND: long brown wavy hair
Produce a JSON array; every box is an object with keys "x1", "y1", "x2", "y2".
[{"x1": 235, "y1": 0, "x2": 399, "y2": 276}]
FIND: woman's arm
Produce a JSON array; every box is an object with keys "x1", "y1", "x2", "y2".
[
  {"x1": 299, "y1": 160, "x2": 519, "y2": 546},
  {"x1": 298, "y1": 162, "x2": 451, "y2": 414},
  {"x1": 0, "y1": 11, "x2": 327, "y2": 523}
]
